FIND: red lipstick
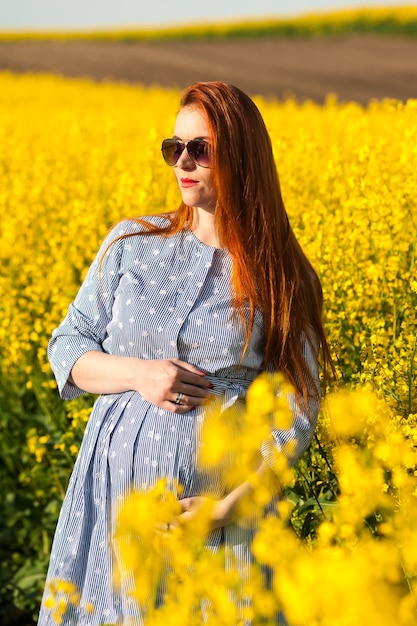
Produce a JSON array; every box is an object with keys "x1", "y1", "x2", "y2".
[{"x1": 180, "y1": 178, "x2": 198, "y2": 188}]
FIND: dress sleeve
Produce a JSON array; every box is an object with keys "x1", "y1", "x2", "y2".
[
  {"x1": 260, "y1": 337, "x2": 320, "y2": 468},
  {"x1": 47, "y1": 223, "x2": 128, "y2": 400}
]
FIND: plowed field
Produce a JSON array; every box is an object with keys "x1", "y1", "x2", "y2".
[{"x1": 1, "y1": 34, "x2": 417, "y2": 103}]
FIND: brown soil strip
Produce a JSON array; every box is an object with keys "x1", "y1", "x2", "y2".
[{"x1": 0, "y1": 35, "x2": 416, "y2": 103}]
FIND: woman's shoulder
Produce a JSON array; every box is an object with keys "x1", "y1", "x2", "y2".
[
  {"x1": 100, "y1": 214, "x2": 172, "y2": 248},
  {"x1": 110, "y1": 213, "x2": 172, "y2": 236}
]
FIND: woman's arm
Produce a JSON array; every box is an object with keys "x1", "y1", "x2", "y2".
[
  {"x1": 177, "y1": 453, "x2": 280, "y2": 530},
  {"x1": 70, "y1": 351, "x2": 214, "y2": 413},
  {"x1": 48, "y1": 220, "x2": 212, "y2": 410}
]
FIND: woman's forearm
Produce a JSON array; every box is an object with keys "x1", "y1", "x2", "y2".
[
  {"x1": 219, "y1": 459, "x2": 281, "y2": 524},
  {"x1": 70, "y1": 351, "x2": 142, "y2": 395},
  {"x1": 179, "y1": 457, "x2": 281, "y2": 529},
  {"x1": 69, "y1": 351, "x2": 214, "y2": 411}
]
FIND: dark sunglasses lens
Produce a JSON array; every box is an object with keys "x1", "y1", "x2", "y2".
[
  {"x1": 161, "y1": 140, "x2": 183, "y2": 166},
  {"x1": 161, "y1": 139, "x2": 211, "y2": 167},
  {"x1": 188, "y1": 140, "x2": 210, "y2": 167}
]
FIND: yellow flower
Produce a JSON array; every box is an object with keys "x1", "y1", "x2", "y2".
[{"x1": 2, "y1": 71, "x2": 417, "y2": 626}]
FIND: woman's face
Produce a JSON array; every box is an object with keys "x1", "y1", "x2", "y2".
[{"x1": 172, "y1": 106, "x2": 217, "y2": 214}]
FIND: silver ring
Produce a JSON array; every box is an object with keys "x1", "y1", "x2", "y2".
[{"x1": 175, "y1": 392, "x2": 183, "y2": 405}]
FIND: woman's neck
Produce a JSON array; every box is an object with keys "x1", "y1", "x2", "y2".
[{"x1": 190, "y1": 208, "x2": 221, "y2": 248}]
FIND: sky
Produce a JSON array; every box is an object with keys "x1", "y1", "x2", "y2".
[{"x1": 0, "y1": 0, "x2": 415, "y2": 29}]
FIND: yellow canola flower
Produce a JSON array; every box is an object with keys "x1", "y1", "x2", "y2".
[
  {"x1": 199, "y1": 404, "x2": 236, "y2": 469},
  {"x1": 2, "y1": 73, "x2": 417, "y2": 625},
  {"x1": 43, "y1": 578, "x2": 81, "y2": 625},
  {"x1": 254, "y1": 512, "x2": 407, "y2": 626},
  {"x1": 324, "y1": 388, "x2": 390, "y2": 440},
  {"x1": 115, "y1": 479, "x2": 185, "y2": 605},
  {"x1": 1, "y1": 73, "x2": 417, "y2": 428},
  {"x1": 200, "y1": 374, "x2": 296, "y2": 494},
  {"x1": 334, "y1": 445, "x2": 390, "y2": 533},
  {"x1": 2, "y1": 6, "x2": 417, "y2": 41},
  {"x1": 246, "y1": 372, "x2": 293, "y2": 430},
  {"x1": 276, "y1": 543, "x2": 404, "y2": 626},
  {"x1": 116, "y1": 479, "x2": 181, "y2": 543}
]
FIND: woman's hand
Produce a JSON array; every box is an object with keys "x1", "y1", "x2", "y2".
[
  {"x1": 177, "y1": 496, "x2": 234, "y2": 532},
  {"x1": 174, "y1": 462, "x2": 281, "y2": 532},
  {"x1": 130, "y1": 358, "x2": 214, "y2": 413}
]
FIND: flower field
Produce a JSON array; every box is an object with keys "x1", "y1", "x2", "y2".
[{"x1": 0, "y1": 71, "x2": 417, "y2": 624}]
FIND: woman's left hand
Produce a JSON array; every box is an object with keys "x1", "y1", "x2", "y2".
[
  {"x1": 177, "y1": 496, "x2": 233, "y2": 532},
  {"x1": 174, "y1": 464, "x2": 275, "y2": 533}
]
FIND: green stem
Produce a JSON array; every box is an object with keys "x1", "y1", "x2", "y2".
[
  {"x1": 314, "y1": 433, "x2": 339, "y2": 499},
  {"x1": 407, "y1": 333, "x2": 417, "y2": 416},
  {"x1": 399, "y1": 553, "x2": 417, "y2": 608}
]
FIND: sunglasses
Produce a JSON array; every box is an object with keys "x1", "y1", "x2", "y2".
[{"x1": 161, "y1": 138, "x2": 211, "y2": 168}]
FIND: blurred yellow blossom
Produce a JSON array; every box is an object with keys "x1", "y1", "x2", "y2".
[{"x1": 1, "y1": 72, "x2": 417, "y2": 624}]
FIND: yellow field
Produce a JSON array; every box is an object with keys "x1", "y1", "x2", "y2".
[
  {"x1": 1, "y1": 72, "x2": 417, "y2": 623},
  {"x1": 0, "y1": 6, "x2": 416, "y2": 40},
  {"x1": 1, "y1": 72, "x2": 416, "y2": 413}
]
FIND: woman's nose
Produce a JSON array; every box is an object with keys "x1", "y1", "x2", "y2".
[{"x1": 175, "y1": 146, "x2": 196, "y2": 170}]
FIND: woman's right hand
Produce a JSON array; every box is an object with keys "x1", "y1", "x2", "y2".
[
  {"x1": 70, "y1": 352, "x2": 214, "y2": 413},
  {"x1": 130, "y1": 357, "x2": 214, "y2": 413}
]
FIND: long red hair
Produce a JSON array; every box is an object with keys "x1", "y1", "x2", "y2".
[{"x1": 110, "y1": 82, "x2": 332, "y2": 406}]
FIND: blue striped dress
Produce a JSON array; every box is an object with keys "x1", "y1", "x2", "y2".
[{"x1": 38, "y1": 215, "x2": 319, "y2": 625}]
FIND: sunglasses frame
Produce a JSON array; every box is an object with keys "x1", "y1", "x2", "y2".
[{"x1": 161, "y1": 138, "x2": 211, "y2": 168}]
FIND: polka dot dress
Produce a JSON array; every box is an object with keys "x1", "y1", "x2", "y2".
[{"x1": 38, "y1": 216, "x2": 319, "y2": 625}]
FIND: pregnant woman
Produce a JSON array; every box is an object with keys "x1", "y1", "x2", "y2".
[{"x1": 38, "y1": 81, "x2": 331, "y2": 625}]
